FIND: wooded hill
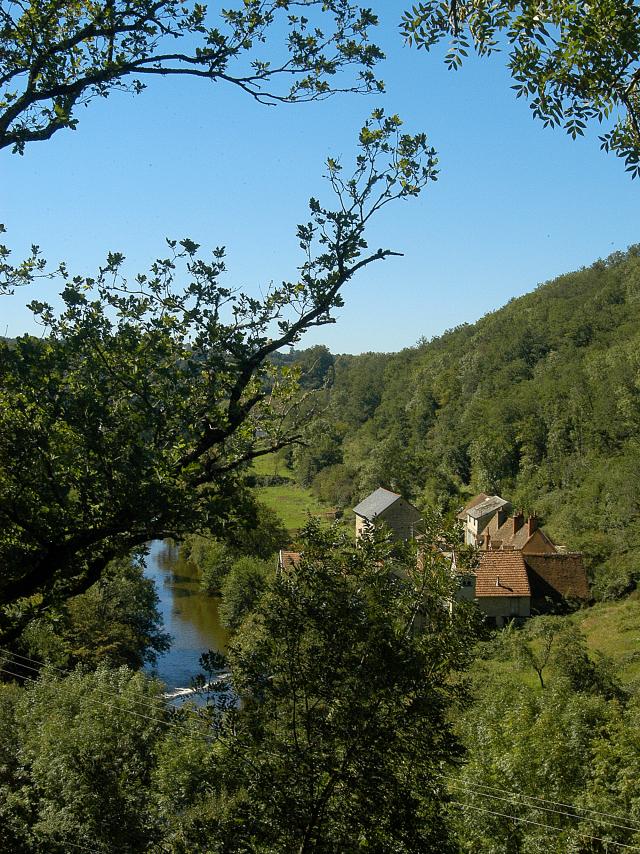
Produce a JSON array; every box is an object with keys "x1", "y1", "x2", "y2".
[{"x1": 286, "y1": 246, "x2": 640, "y2": 599}]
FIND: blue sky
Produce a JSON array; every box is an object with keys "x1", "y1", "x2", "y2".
[{"x1": 2, "y1": 5, "x2": 638, "y2": 353}]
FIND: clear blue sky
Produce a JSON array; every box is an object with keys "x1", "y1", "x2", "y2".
[{"x1": 2, "y1": 5, "x2": 638, "y2": 353}]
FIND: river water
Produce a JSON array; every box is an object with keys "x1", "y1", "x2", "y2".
[{"x1": 144, "y1": 540, "x2": 229, "y2": 690}]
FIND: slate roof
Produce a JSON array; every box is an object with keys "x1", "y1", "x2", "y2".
[
  {"x1": 466, "y1": 495, "x2": 510, "y2": 521},
  {"x1": 353, "y1": 487, "x2": 402, "y2": 520},
  {"x1": 476, "y1": 552, "x2": 531, "y2": 597},
  {"x1": 456, "y1": 493, "x2": 490, "y2": 521}
]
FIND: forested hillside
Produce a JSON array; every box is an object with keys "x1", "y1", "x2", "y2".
[{"x1": 291, "y1": 246, "x2": 640, "y2": 598}]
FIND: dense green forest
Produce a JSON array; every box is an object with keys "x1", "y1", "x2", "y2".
[
  {"x1": 2, "y1": 1, "x2": 640, "y2": 850},
  {"x1": 287, "y1": 246, "x2": 640, "y2": 599}
]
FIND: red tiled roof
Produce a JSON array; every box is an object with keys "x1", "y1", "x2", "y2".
[
  {"x1": 476, "y1": 551, "x2": 531, "y2": 597},
  {"x1": 278, "y1": 550, "x2": 301, "y2": 572},
  {"x1": 524, "y1": 554, "x2": 590, "y2": 602}
]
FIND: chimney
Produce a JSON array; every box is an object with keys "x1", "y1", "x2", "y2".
[
  {"x1": 496, "y1": 576, "x2": 501, "y2": 587},
  {"x1": 527, "y1": 515, "x2": 538, "y2": 536},
  {"x1": 485, "y1": 532, "x2": 491, "y2": 551},
  {"x1": 512, "y1": 512, "x2": 524, "y2": 535},
  {"x1": 495, "y1": 507, "x2": 507, "y2": 529}
]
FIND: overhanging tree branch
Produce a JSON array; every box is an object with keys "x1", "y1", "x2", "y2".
[
  {"x1": 0, "y1": 110, "x2": 437, "y2": 639},
  {"x1": 1, "y1": 0, "x2": 384, "y2": 152}
]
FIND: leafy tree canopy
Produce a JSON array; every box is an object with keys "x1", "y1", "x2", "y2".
[
  {"x1": 0, "y1": 0, "x2": 384, "y2": 153},
  {"x1": 209, "y1": 520, "x2": 480, "y2": 852},
  {"x1": 0, "y1": 110, "x2": 438, "y2": 641},
  {"x1": 401, "y1": 0, "x2": 640, "y2": 175},
  {"x1": 19, "y1": 553, "x2": 171, "y2": 671}
]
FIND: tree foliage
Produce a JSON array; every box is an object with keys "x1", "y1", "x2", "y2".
[
  {"x1": 20, "y1": 553, "x2": 171, "y2": 670},
  {"x1": 451, "y1": 625, "x2": 640, "y2": 852},
  {"x1": 401, "y1": 0, "x2": 640, "y2": 175},
  {"x1": 0, "y1": 667, "x2": 168, "y2": 852},
  {"x1": 0, "y1": 110, "x2": 438, "y2": 641},
  {"x1": 0, "y1": 0, "x2": 384, "y2": 153},
  {"x1": 0, "y1": 521, "x2": 481, "y2": 852},
  {"x1": 212, "y1": 521, "x2": 478, "y2": 852},
  {"x1": 291, "y1": 247, "x2": 640, "y2": 596},
  {"x1": 218, "y1": 554, "x2": 272, "y2": 631}
]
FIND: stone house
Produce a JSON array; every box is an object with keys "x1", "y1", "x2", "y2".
[{"x1": 353, "y1": 487, "x2": 422, "y2": 542}]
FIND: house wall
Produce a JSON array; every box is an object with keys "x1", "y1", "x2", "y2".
[
  {"x1": 464, "y1": 516, "x2": 478, "y2": 545},
  {"x1": 455, "y1": 574, "x2": 477, "y2": 602},
  {"x1": 476, "y1": 595, "x2": 531, "y2": 622},
  {"x1": 355, "y1": 515, "x2": 372, "y2": 539},
  {"x1": 378, "y1": 499, "x2": 422, "y2": 541},
  {"x1": 485, "y1": 509, "x2": 509, "y2": 539}
]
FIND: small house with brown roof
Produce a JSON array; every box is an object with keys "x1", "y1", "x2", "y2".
[
  {"x1": 472, "y1": 549, "x2": 590, "y2": 624},
  {"x1": 475, "y1": 551, "x2": 531, "y2": 624},
  {"x1": 482, "y1": 511, "x2": 558, "y2": 554},
  {"x1": 353, "y1": 487, "x2": 421, "y2": 542}
]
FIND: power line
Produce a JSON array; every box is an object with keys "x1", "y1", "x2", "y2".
[
  {"x1": 435, "y1": 772, "x2": 640, "y2": 833},
  {"x1": 449, "y1": 801, "x2": 640, "y2": 850},
  {"x1": 0, "y1": 646, "x2": 203, "y2": 719},
  {"x1": 444, "y1": 776, "x2": 640, "y2": 835},
  {"x1": 0, "y1": 646, "x2": 231, "y2": 726},
  {"x1": 0, "y1": 647, "x2": 227, "y2": 734},
  {"x1": 33, "y1": 834, "x2": 109, "y2": 854},
  {"x1": 0, "y1": 664, "x2": 213, "y2": 742}
]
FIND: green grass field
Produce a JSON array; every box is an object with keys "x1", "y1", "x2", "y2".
[
  {"x1": 571, "y1": 593, "x2": 640, "y2": 685},
  {"x1": 250, "y1": 453, "x2": 341, "y2": 538},
  {"x1": 473, "y1": 594, "x2": 640, "y2": 692},
  {"x1": 256, "y1": 483, "x2": 335, "y2": 533}
]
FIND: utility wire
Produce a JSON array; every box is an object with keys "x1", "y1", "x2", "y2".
[
  {"x1": 0, "y1": 665, "x2": 214, "y2": 742},
  {"x1": 0, "y1": 647, "x2": 225, "y2": 735},
  {"x1": 466, "y1": 777, "x2": 640, "y2": 830},
  {"x1": 34, "y1": 835, "x2": 109, "y2": 854},
  {"x1": 449, "y1": 801, "x2": 640, "y2": 850},
  {"x1": 443, "y1": 776, "x2": 640, "y2": 835},
  {"x1": 0, "y1": 646, "x2": 215, "y2": 720}
]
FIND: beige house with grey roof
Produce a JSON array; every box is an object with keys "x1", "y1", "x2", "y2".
[
  {"x1": 458, "y1": 494, "x2": 512, "y2": 546},
  {"x1": 353, "y1": 487, "x2": 421, "y2": 541}
]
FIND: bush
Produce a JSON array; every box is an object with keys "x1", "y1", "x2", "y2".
[{"x1": 219, "y1": 557, "x2": 273, "y2": 631}]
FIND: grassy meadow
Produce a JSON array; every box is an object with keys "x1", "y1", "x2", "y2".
[
  {"x1": 572, "y1": 593, "x2": 640, "y2": 686},
  {"x1": 251, "y1": 454, "x2": 342, "y2": 536},
  {"x1": 474, "y1": 594, "x2": 640, "y2": 692}
]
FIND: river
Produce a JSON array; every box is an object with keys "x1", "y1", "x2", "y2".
[{"x1": 144, "y1": 540, "x2": 229, "y2": 691}]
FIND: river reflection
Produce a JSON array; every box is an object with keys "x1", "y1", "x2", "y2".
[{"x1": 144, "y1": 540, "x2": 229, "y2": 690}]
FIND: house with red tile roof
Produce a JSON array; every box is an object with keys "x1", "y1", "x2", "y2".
[
  {"x1": 473, "y1": 551, "x2": 532, "y2": 624},
  {"x1": 482, "y1": 511, "x2": 558, "y2": 554},
  {"x1": 469, "y1": 549, "x2": 590, "y2": 624}
]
